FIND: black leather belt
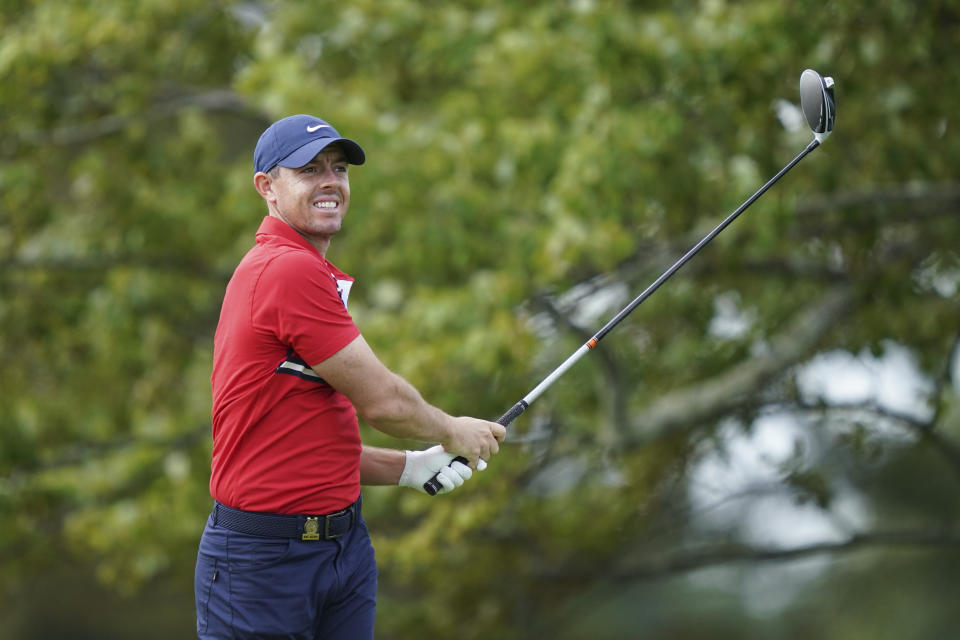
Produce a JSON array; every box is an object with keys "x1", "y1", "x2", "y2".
[{"x1": 212, "y1": 498, "x2": 358, "y2": 541}]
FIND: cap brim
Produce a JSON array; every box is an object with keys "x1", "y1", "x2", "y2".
[{"x1": 277, "y1": 137, "x2": 366, "y2": 168}]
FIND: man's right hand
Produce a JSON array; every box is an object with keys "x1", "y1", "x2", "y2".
[{"x1": 443, "y1": 416, "x2": 505, "y2": 467}]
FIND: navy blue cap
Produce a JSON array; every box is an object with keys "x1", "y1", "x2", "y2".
[{"x1": 253, "y1": 114, "x2": 365, "y2": 174}]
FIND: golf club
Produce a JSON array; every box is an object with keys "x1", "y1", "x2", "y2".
[{"x1": 425, "y1": 69, "x2": 836, "y2": 495}]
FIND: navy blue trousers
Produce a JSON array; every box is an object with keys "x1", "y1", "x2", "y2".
[{"x1": 194, "y1": 499, "x2": 377, "y2": 639}]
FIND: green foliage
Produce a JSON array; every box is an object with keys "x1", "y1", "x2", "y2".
[{"x1": 3, "y1": 0, "x2": 960, "y2": 638}]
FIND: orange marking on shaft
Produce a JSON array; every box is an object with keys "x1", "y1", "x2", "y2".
[{"x1": 587, "y1": 338, "x2": 598, "y2": 349}]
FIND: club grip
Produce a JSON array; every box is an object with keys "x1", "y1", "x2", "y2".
[
  {"x1": 422, "y1": 456, "x2": 469, "y2": 496},
  {"x1": 421, "y1": 401, "x2": 529, "y2": 495},
  {"x1": 497, "y1": 400, "x2": 528, "y2": 427}
]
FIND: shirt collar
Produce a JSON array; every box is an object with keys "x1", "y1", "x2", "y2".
[{"x1": 255, "y1": 216, "x2": 321, "y2": 256}]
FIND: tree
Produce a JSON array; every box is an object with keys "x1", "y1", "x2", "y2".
[{"x1": 2, "y1": 1, "x2": 959, "y2": 638}]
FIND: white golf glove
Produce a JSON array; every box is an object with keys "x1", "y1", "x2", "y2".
[{"x1": 399, "y1": 445, "x2": 483, "y2": 494}]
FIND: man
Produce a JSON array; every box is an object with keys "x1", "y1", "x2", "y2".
[{"x1": 194, "y1": 114, "x2": 506, "y2": 639}]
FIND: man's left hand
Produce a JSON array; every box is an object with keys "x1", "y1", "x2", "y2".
[{"x1": 398, "y1": 445, "x2": 475, "y2": 494}]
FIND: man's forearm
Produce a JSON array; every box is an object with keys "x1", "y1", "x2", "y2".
[
  {"x1": 359, "y1": 446, "x2": 405, "y2": 485},
  {"x1": 311, "y1": 336, "x2": 454, "y2": 446},
  {"x1": 360, "y1": 373, "x2": 454, "y2": 444},
  {"x1": 311, "y1": 335, "x2": 503, "y2": 463}
]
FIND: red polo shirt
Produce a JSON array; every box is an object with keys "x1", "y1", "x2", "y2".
[{"x1": 209, "y1": 216, "x2": 362, "y2": 514}]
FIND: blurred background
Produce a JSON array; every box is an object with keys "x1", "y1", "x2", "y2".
[{"x1": 2, "y1": 0, "x2": 959, "y2": 638}]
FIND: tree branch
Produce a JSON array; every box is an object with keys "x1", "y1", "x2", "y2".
[
  {"x1": 795, "y1": 182, "x2": 960, "y2": 217},
  {"x1": 3, "y1": 426, "x2": 209, "y2": 484},
  {"x1": 624, "y1": 286, "x2": 854, "y2": 444},
  {"x1": 606, "y1": 530, "x2": 960, "y2": 582},
  {"x1": 0, "y1": 254, "x2": 233, "y2": 281},
  {"x1": 16, "y1": 89, "x2": 267, "y2": 147},
  {"x1": 795, "y1": 398, "x2": 960, "y2": 482}
]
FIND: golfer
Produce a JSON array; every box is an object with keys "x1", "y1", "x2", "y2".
[{"x1": 194, "y1": 114, "x2": 506, "y2": 639}]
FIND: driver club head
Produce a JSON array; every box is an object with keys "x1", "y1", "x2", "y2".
[{"x1": 799, "y1": 69, "x2": 836, "y2": 142}]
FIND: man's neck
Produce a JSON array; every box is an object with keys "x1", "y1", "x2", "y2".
[{"x1": 268, "y1": 211, "x2": 331, "y2": 257}]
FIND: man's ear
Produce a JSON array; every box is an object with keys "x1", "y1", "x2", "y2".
[{"x1": 253, "y1": 171, "x2": 275, "y2": 201}]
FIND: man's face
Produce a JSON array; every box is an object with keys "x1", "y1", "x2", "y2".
[{"x1": 259, "y1": 145, "x2": 351, "y2": 244}]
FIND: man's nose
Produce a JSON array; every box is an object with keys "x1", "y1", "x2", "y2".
[{"x1": 317, "y1": 165, "x2": 340, "y2": 185}]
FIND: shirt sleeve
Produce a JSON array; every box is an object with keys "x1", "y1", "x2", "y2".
[{"x1": 252, "y1": 250, "x2": 361, "y2": 366}]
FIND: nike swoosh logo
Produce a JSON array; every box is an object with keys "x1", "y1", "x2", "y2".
[{"x1": 306, "y1": 124, "x2": 328, "y2": 133}]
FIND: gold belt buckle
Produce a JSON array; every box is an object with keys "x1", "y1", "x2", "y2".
[{"x1": 302, "y1": 516, "x2": 320, "y2": 541}]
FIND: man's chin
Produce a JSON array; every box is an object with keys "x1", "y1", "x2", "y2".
[
  {"x1": 318, "y1": 221, "x2": 342, "y2": 236},
  {"x1": 303, "y1": 215, "x2": 343, "y2": 235}
]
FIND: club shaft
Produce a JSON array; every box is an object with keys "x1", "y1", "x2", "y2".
[
  {"x1": 594, "y1": 138, "x2": 820, "y2": 343},
  {"x1": 523, "y1": 343, "x2": 592, "y2": 405},
  {"x1": 423, "y1": 138, "x2": 821, "y2": 495},
  {"x1": 514, "y1": 138, "x2": 821, "y2": 421}
]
